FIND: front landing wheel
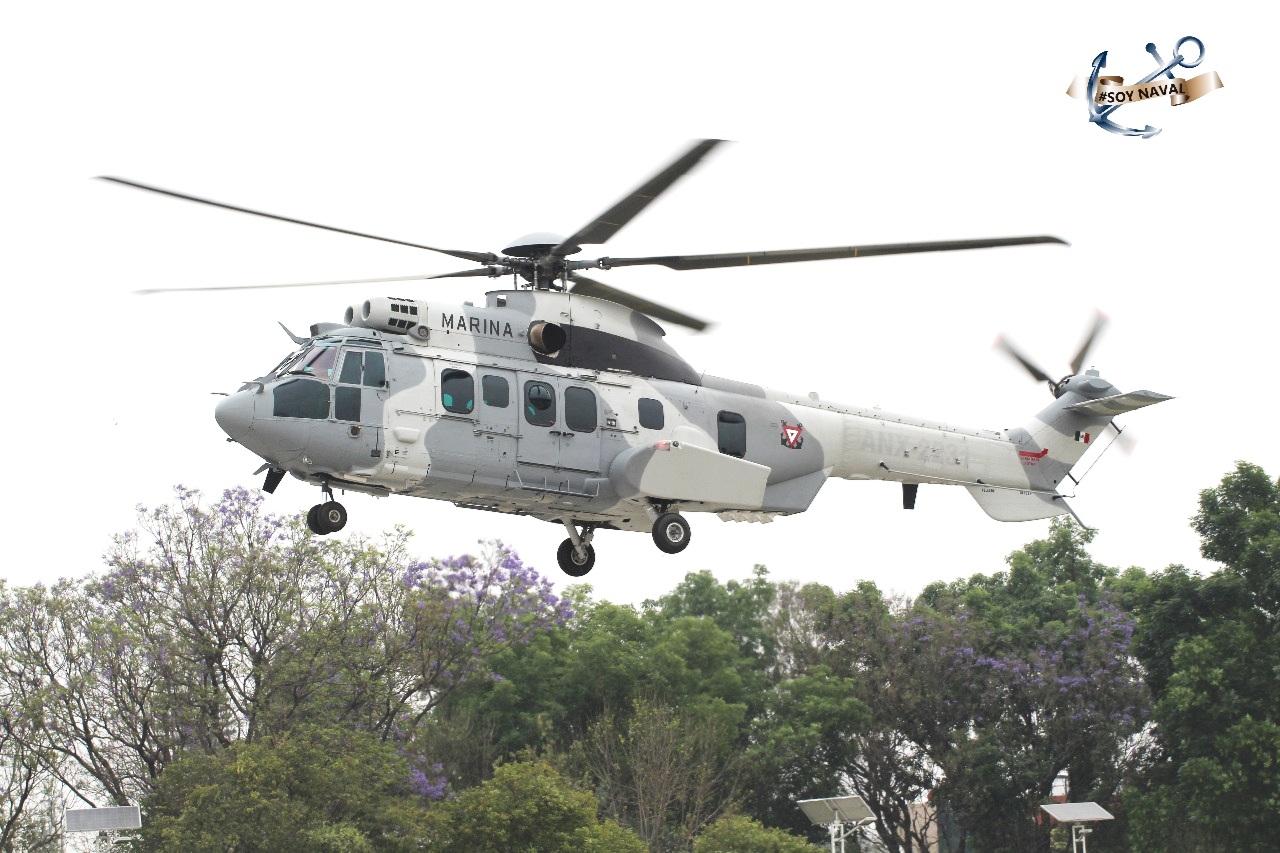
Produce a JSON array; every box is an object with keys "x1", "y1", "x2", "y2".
[
  {"x1": 307, "y1": 501, "x2": 348, "y2": 535},
  {"x1": 557, "y1": 538, "x2": 596, "y2": 577},
  {"x1": 652, "y1": 512, "x2": 691, "y2": 554}
]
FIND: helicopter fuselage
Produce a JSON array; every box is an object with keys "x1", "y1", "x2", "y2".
[{"x1": 215, "y1": 288, "x2": 1123, "y2": 553}]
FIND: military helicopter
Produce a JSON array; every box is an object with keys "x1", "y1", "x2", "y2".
[{"x1": 102, "y1": 139, "x2": 1170, "y2": 576}]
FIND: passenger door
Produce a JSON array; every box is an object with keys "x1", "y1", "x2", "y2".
[{"x1": 475, "y1": 368, "x2": 517, "y2": 478}]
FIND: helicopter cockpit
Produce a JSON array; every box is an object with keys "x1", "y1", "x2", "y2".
[
  {"x1": 251, "y1": 337, "x2": 389, "y2": 423},
  {"x1": 270, "y1": 342, "x2": 338, "y2": 381}
]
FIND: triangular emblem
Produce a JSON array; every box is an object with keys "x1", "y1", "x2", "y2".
[{"x1": 781, "y1": 422, "x2": 804, "y2": 449}]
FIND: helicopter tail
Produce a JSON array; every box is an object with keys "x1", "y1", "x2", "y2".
[
  {"x1": 967, "y1": 378, "x2": 1171, "y2": 522},
  {"x1": 1024, "y1": 385, "x2": 1172, "y2": 471}
]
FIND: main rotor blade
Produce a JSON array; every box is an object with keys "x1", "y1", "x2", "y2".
[
  {"x1": 134, "y1": 273, "x2": 434, "y2": 295},
  {"x1": 98, "y1": 177, "x2": 498, "y2": 265},
  {"x1": 551, "y1": 139, "x2": 725, "y2": 256},
  {"x1": 569, "y1": 274, "x2": 709, "y2": 332},
  {"x1": 600, "y1": 235, "x2": 1068, "y2": 271},
  {"x1": 995, "y1": 336, "x2": 1054, "y2": 384},
  {"x1": 429, "y1": 266, "x2": 512, "y2": 279},
  {"x1": 1070, "y1": 311, "x2": 1110, "y2": 375}
]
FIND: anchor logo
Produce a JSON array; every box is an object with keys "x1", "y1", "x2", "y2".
[
  {"x1": 780, "y1": 421, "x2": 804, "y2": 450},
  {"x1": 1072, "y1": 36, "x2": 1223, "y2": 138}
]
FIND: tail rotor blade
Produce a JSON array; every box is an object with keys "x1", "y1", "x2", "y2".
[
  {"x1": 1070, "y1": 311, "x2": 1110, "y2": 375},
  {"x1": 996, "y1": 335, "x2": 1054, "y2": 384}
]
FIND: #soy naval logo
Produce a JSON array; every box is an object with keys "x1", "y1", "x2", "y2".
[{"x1": 1067, "y1": 36, "x2": 1224, "y2": 137}]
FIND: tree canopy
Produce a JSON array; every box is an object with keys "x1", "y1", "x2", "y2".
[{"x1": 2, "y1": 465, "x2": 1277, "y2": 852}]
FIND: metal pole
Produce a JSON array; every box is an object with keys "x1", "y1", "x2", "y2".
[{"x1": 1073, "y1": 823, "x2": 1088, "y2": 853}]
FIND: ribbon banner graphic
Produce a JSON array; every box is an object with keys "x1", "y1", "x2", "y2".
[{"x1": 1066, "y1": 36, "x2": 1224, "y2": 137}]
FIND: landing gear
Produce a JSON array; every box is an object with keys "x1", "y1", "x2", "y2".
[
  {"x1": 557, "y1": 521, "x2": 597, "y2": 577},
  {"x1": 557, "y1": 538, "x2": 596, "y2": 577},
  {"x1": 306, "y1": 482, "x2": 347, "y2": 536},
  {"x1": 651, "y1": 512, "x2": 691, "y2": 554},
  {"x1": 307, "y1": 501, "x2": 348, "y2": 535}
]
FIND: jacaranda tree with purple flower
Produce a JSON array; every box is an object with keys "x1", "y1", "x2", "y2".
[{"x1": 0, "y1": 486, "x2": 570, "y2": 819}]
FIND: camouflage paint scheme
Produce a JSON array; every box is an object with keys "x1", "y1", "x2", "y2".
[{"x1": 215, "y1": 288, "x2": 1170, "y2": 543}]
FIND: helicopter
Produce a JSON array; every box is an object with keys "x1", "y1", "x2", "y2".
[{"x1": 102, "y1": 139, "x2": 1171, "y2": 577}]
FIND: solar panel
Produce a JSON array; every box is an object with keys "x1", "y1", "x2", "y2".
[
  {"x1": 797, "y1": 795, "x2": 873, "y2": 826},
  {"x1": 1040, "y1": 802, "x2": 1114, "y2": 823}
]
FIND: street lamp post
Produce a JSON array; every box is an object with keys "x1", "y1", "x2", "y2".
[
  {"x1": 1039, "y1": 802, "x2": 1114, "y2": 853},
  {"x1": 798, "y1": 795, "x2": 875, "y2": 853}
]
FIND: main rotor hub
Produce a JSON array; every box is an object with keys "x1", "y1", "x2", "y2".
[{"x1": 503, "y1": 232, "x2": 577, "y2": 258}]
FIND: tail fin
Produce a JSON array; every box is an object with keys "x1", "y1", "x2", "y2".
[
  {"x1": 1026, "y1": 386, "x2": 1171, "y2": 470},
  {"x1": 969, "y1": 372, "x2": 1171, "y2": 521}
]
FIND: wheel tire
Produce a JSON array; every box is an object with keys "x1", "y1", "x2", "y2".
[
  {"x1": 556, "y1": 538, "x2": 596, "y2": 577},
  {"x1": 318, "y1": 501, "x2": 348, "y2": 533},
  {"x1": 652, "y1": 512, "x2": 691, "y2": 554},
  {"x1": 306, "y1": 504, "x2": 327, "y2": 535}
]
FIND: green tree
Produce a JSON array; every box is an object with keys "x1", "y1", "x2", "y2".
[
  {"x1": 135, "y1": 725, "x2": 429, "y2": 852},
  {"x1": 581, "y1": 696, "x2": 742, "y2": 851},
  {"x1": 0, "y1": 488, "x2": 570, "y2": 808},
  {"x1": 807, "y1": 523, "x2": 1147, "y2": 853},
  {"x1": 1123, "y1": 462, "x2": 1280, "y2": 852},
  {"x1": 425, "y1": 760, "x2": 644, "y2": 853},
  {"x1": 693, "y1": 814, "x2": 816, "y2": 853}
]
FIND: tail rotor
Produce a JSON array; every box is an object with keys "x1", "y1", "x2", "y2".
[{"x1": 997, "y1": 311, "x2": 1109, "y2": 398}]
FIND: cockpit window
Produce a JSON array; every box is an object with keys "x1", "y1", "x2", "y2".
[
  {"x1": 275, "y1": 345, "x2": 339, "y2": 380},
  {"x1": 363, "y1": 352, "x2": 385, "y2": 387},
  {"x1": 298, "y1": 346, "x2": 338, "y2": 379},
  {"x1": 273, "y1": 379, "x2": 330, "y2": 419},
  {"x1": 337, "y1": 350, "x2": 387, "y2": 387}
]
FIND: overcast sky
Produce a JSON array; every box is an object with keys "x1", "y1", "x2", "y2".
[{"x1": 2, "y1": 3, "x2": 1271, "y2": 603}]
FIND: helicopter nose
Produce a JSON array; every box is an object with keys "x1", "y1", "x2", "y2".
[{"x1": 214, "y1": 390, "x2": 256, "y2": 441}]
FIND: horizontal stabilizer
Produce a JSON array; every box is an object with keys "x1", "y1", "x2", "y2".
[
  {"x1": 1065, "y1": 390, "x2": 1172, "y2": 417},
  {"x1": 966, "y1": 485, "x2": 1070, "y2": 522}
]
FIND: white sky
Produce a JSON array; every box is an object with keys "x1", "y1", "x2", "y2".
[{"x1": 2, "y1": 3, "x2": 1273, "y2": 604}]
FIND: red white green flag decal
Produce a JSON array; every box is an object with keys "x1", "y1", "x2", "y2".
[{"x1": 1075, "y1": 431, "x2": 1091, "y2": 444}]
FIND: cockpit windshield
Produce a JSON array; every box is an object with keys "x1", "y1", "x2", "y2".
[{"x1": 273, "y1": 345, "x2": 339, "y2": 380}]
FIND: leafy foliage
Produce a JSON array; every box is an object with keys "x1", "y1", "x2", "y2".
[
  {"x1": 424, "y1": 760, "x2": 645, "y2": 853},
  {"x1": 136, "y1": 726, "x2": 428, "y2": 853},
  {"x1": 692, "y1": 814, "x2": 816, "y2": 853},
  {"x1": 1121, "y1": 462, "x2": 1280, "y2": 851},
  {"x1": 2, "y1": 467, "x2": 1275, "y2": 853}
]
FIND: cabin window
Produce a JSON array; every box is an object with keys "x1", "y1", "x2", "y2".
[
  {"x1": 482, "y1": 375, "x2": 510, "y2": 408},
  {"x1": 717, "y1": 411, "x2": 746, "y2": 458},
  {"x1": 273, "y1": 378, "x2": 330, "y2": 420},
  {"x1": 441, "y1": 369, "x2": 475, "y2": 414},
  {"x1": 565, "y1": 387, "x2": 597, "y2": 433},
  {"x1": 524, "y1": 381, "x2": 556, "y2": 427},
  {"x1": 638, "y1": 398, "x2": 664, "y2": 430}
]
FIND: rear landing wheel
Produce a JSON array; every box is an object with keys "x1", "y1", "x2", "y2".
[
  {"x1": 557, "y1": 538, "x2": 596, "y2": 577},
  {"x1": 652, "y1": 512, "x2": 691, "y2": 554}
]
